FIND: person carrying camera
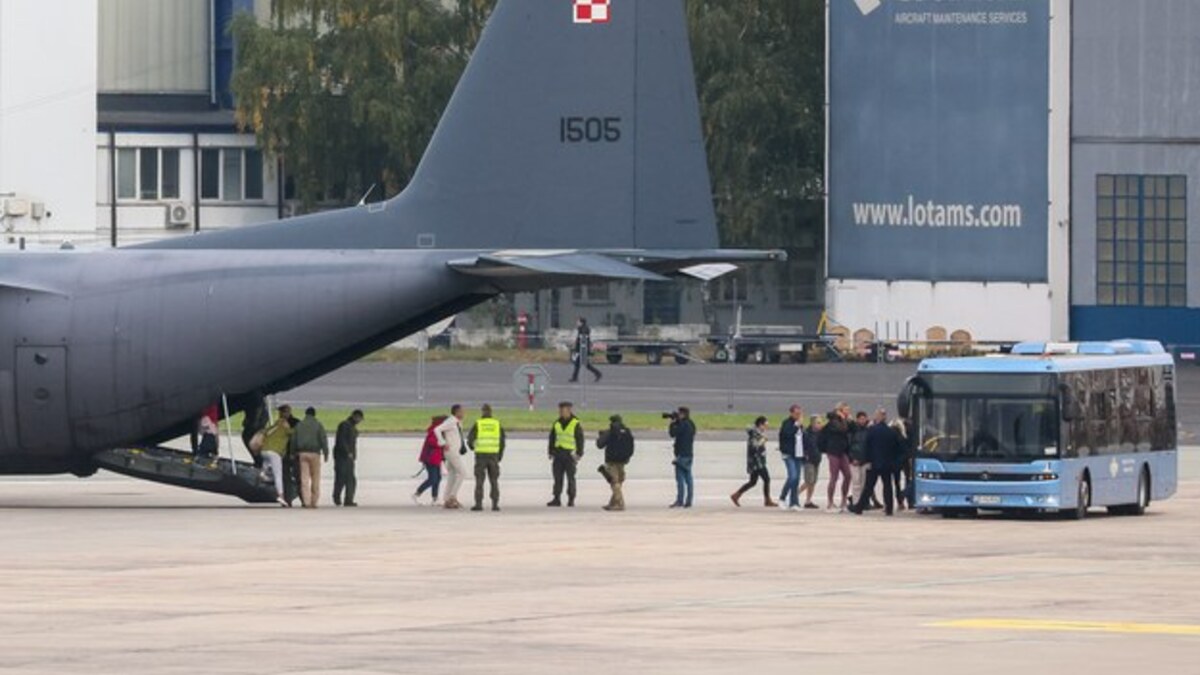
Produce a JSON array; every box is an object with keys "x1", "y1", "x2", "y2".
[
  {"x1": 596, "y1": 414, "x2": 635, "y2": 511},
  {"x1": 547, "y1": 401, "x2": 585, "y2": 507},
  {"x1": 668, "y1": 407, "x2": 696, "y2": 509}
]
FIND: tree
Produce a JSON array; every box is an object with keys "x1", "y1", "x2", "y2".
[
  {"x1": 232, "y1": 0, "x2": 825, "y2": 249},
  {"x1": 687, "y1": 0, "x2": 825, "y2": 248},
  {"x1": 230, "y1": 0, "x2": 491, "y2": 209}
]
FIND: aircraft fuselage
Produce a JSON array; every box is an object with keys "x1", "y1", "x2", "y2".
[{"x1": 0, "y1": 249, "x2": 493, "y2": 474}]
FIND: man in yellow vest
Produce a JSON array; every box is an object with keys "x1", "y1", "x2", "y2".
[
  {"x1": 547, "y1": 401, "x2": 586, "y2": 507},
  {"x1": 467, "y1": 403, "x2": 506, "y2": 512}
]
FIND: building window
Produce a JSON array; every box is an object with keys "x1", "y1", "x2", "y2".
[
  {"x1": 201, "y1": 148, "x2": 266, "y2": 202},
  {"x1": 571, "y1": 283, "x2": 612, "y2": 304},
  {"x1": 779, "y1": 260, "x2": 819, "y2": 307},
  {"x1": 116, "y1": 147, "x2": 180, "y2": 201},
  {"x1": 1097, "y1": 174, "x2": 1187, "y2": 307},
  {"x1": 712, "y1": 269, "x2": 749, "y2": 304}
]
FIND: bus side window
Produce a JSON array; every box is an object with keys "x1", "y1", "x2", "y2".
[
  {"x1": 1133, "y1": 367, "x2": 1153, "y2": 452},
  {"x1": 1065, "y1": 373, "x2": 1087, "y2": 458},
  {"x1": 1118, "y1": 368, "x2": 1137, "y2": 452}
]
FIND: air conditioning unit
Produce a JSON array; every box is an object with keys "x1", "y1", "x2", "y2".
[{"x1": 166, "y1": 202, "x2": 192, "y2": 228}]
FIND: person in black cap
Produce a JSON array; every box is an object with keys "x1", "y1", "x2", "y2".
[
  {"x1": 596, "y1": 414, "x2": 635, "y2": 511},
  {"x1": 547, "y1": 401, "x2": 585, "y2": 507}
]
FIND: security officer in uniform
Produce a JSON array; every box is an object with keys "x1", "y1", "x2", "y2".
[
  {"x1": 547, "y1": 401, "x2": 585, "y2": 507},
  {"x1": 467, "y1": 404, "x2": 506, "y2": 512}
]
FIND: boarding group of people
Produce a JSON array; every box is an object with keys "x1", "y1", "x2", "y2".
[
  {"x1": 403, "y1": 399, "x2": 912, "y2": 515},
  {"x1": 222, "y1": 395, "x2": 912, "y2": 514},
  {"x1": 736, "y1": 403, "x2": 914, "y2": 516},
  {"x1": 232, "y1": 403, "x2": 364, "y2": 508}
]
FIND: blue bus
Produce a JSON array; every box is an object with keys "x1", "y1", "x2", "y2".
[{"x1": 901, "y1": 340, "x2": 1178, "y2": 519}]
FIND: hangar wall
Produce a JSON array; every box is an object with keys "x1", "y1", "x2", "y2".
[
  {"x1": 1070, "y1": 0, "x2": 1200, "y2": 344},
  {"x1": 824, "y1": 0, "x2": 1070, "y2": 343}
]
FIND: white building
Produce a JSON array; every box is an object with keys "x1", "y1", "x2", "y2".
[{"x1": 0, "y1": 0, "x2": 98, "y2": 244}]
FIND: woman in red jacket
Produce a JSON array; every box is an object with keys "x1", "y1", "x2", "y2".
[{"x1": 413, "y1": 415, "x2": 447, "y2": 506}]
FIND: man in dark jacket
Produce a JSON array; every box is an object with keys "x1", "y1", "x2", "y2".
[
  {"x1": 333, "y1": 410, "x2": 364, "y2": 507},
  {"x1": 851, "y1": 409, "x2": 901, "y2": 515},
  {"x1": 777, "y1": 405, "x2": 805, "y2": 509},
  {"x1": 668, "y1": 407, "x2": 696, "y2": 508},
  {"x1": 569, "y1": 317, "x2": 602, "y2": 383},
  {"x1": 596, "y1": 415, "x2": 635, "y2": 511}
]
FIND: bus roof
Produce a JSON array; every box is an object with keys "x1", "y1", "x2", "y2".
[{"x1": 919, "y1": 340, "x2": 1175, "y2": 374}]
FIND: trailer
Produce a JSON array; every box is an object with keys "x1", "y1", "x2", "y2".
[
  {"x1": 706, "y1": 332, "x2": 843, "y2": 365},
  {"x1": 594, "y1": 338, "x2": 701, "y2": 365}
]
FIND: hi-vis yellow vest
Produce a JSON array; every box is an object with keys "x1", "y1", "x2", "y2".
[
  {"x1": 552, "y1": 418, "x2": 580, "y2": 452},
  {"x1": 475, "y1": 418, "x2": 502, "y2": 454}
]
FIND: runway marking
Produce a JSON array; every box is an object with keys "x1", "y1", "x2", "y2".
[{"x1": 932, "y1": 618, "x2": 1200, "y2": 637}]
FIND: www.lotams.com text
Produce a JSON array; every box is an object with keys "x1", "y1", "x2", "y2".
[{"x1": 851, "y1": 196, "x2": 1023, "y2": 228}]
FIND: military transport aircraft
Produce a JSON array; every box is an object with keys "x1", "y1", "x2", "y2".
[{"x1": 0, "y1": 0, "x2": 782, "y2": 499}]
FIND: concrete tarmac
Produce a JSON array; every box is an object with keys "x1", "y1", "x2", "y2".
[{"x1": 2, "y1": 437, "x2": 1199, "y2": 674}]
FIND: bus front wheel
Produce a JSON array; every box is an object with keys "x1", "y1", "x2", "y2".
[{"x1": 1067, "y1": 474, "x2": 1091, "y2": 520}]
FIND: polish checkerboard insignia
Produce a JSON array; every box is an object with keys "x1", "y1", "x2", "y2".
[{"x1": 574, "y1": 0, "x2": 610, "y2": 24}]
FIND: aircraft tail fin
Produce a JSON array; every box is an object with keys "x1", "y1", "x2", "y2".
[
  {"x1": 135, "y1": 0, "x2": 719, "y2": 253},
  {"x1": 396, "y1": 0, "x2": 718, "y2": 250}
]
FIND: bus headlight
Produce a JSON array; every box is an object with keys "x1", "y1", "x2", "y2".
[
  {"x1": 917, "y1": 472, "x2": 943, "y2": 480},
  {"x1": 919, "y1": 494, "x2": 936, "y2": 504},
  {"x1": 1030, "y1": 473, "x2": 1059, "y2": 482}
]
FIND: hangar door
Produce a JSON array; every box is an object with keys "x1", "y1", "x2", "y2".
[{"x1": 16, "y1": 347, "x2": 71, "y2": 452}]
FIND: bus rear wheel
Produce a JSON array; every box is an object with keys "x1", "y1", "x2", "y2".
[{"x1": 1067, "y1": 475, "x2": 1091, "y2": 520}]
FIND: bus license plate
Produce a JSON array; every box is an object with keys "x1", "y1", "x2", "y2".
[{"x1": 975, "y1": 495, "x2": 1002, "y2": 505}]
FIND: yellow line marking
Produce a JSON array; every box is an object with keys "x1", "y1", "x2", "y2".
[{"x1": 932, "y1": 619, "x2": 1200, "y2": 637}]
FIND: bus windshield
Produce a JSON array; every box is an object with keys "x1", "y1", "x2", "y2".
[{"x1": 919, "y1": 397, "x2": 1059, "y2": 462}]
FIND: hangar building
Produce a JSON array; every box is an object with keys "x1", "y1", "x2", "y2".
[{"x1": 827, "y1": 0, "x2": 1199, "y2": 346}]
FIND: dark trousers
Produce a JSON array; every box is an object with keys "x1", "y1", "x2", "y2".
[
  {"x1": 333, "y1": 455, "x2": 357, "y2": 505},
  {"x1": 417, "y1": 462, "x2": 442, "y2": 499},
  {"x1": 283, "y1": 454, "x2": 300, "y2": 505},
  {"x1": 474, "y1": 454, "x2": 501, "y2": 507},
  {"x1": 571, "y1": 357, "x2": 601, "y2": 382},
  {"x1": 551, "y1": 451, "x2": 578, "y2": 502},
  {"x1": 856, "y1": 468, "x2": 897, "y2": 515},
  {"x1": 737, "y1": 468, "x2": 772, "y2": 501}
]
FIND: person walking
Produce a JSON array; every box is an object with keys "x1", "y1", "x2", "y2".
[
  {"x1": 569, "y1": 317, "x2": 602, "y2": 383},
  {"x1": 819, "y1": 402, "x2": 854, "y2": 511},
  {"x1": 332, "y1": 410, "x2": 364, "y2": 507},
  {"x1": 547, "y1": 402, "x2": 585, "y2": 507},
  {"x1": 279, "y1": 406, "x2": 302, "y2": 506},
  {"x1": 852, "y1": 409, "x2": 901, "y2": 515},
  {"x1": 260, "y1": 405, "x2": 294, "y2": 507},
  {"x1": 292, "y1": 407, "x2": 329, "y2": 509},
  {"x1": 777, "y1": 405, "x2": 805, "y2": 510},
  {"x1": 435, "y1": 404, "x2": 469, "y2": 509},
  {"x1": 668, "y1": 407, "x2": 696, "y2": 508},
  {"x1": 414, "y1": 415, "x2": 446, "y2": 506},
  {"x1": 848, "y1": 410, "x2": 872, "y2": 511},
  {"x1": 732, "y1": 416, "x2": 777, "y2": 508},
  {"x1": 799, "y1": 415, "x2": 823, "y2": 509},
  {"x1": 596, "y1": 414, "x2": 635, "y2": 511},
  {"x1": 241, "y1": 395, "x2": 269, "y2": 469},
  {"x1": 467, "y1": 404, "x2": 506, "y2": 512}
]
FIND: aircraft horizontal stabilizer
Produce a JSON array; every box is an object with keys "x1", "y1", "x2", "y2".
[{"x1": 449, "y1": 252, "x2": 669, "y2": 289}]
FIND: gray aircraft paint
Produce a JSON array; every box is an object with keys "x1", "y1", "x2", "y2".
[
  {"x1": 827, "y1": 0, "x2": 1050, "y2": 282},
  {"x1": 0, "y1": 0, "x2": 775, "y2": 477},
  {"x1": 140, "y1": 0, "x2": 716, "y2": 252}
]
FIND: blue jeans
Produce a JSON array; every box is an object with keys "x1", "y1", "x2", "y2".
[
  {"x1": 780, "y1": 455, "x2": 800, "y2": 507},
  {"x1": 673, "y1": 455, "x2": 694, "y2": 507},
  {"x1": 417, "y1": 462, "x2": 442, "y2": 499}
]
